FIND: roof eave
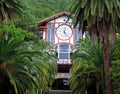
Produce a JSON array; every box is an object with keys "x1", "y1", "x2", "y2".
[{"x1": 38, "y1": 11, "x2": 72, "y2": 26}]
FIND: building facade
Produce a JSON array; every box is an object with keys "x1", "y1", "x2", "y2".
[{"x1": 38, "y1": 11, "x2": 83, "y2": 93}]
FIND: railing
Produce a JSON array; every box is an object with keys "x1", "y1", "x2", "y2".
[
  {"x1": 50, "y1": 90, "x2": 71, "y2": 94},
  {"x1": 57, "y1": 59, "x2": 71, "y2": 65}
]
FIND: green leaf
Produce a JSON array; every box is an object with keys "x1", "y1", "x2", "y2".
[
  {"x1": 84, "y1": 5, "x2": 90, "y2": 19},
  {"x1": 7, "y1": 70, "x2": 18, "y2": 94},
  {"x1": 81, "y1": 0, "x2": 87, "y2": 8},
  {"x1": 87, "y1": 15, "x2": 95, "y2": 27},
  {"x1": 113, "y1": 0, "x2": 120, "y2": 7},
  {"x1": 91, "y1": 0, "x2": 97, "y2": 16},
  {"x1": 114, "y1": 4, "x2": 120, "y2": 18},
  {"x1": 105, "y1": 0, "x2": 113, "y2": 13},
  {"x1": 98, "y1": 0, "x2": 104, "y2": 18}
]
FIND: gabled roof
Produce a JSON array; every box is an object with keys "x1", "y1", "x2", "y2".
[{"x1": 38, "y1": 11, "x2": 71, "y2": 26}]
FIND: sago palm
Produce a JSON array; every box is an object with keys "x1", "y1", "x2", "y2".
[
  {"x1": 0, "y1": 37, "x2": 57, "y2": 94},
  {"x1": 69, "y1": 38, "x2": 105, "y2": 94},
  {"x1": 69, "y1": 0, "x2": 120, "y2": 94}
]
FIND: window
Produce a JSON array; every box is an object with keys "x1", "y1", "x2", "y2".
[{"x1": 47, "y1": 23, "x2": 55, "y2": 44}]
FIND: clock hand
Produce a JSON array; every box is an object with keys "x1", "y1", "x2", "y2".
[
  {"x1": 64, "y1": 31, "x2": 69, "y2": 37},
  {"x1": 63, "y1": 30, "x2": 66, "y2": 35}
]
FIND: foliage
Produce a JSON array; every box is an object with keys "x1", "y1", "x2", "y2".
[
  {"x1": 112, "y1": 34, "x2": 120, "y2": 60},
  {"x1": 69, "y1": 1, "x2": 120, "y2": 94},
  {"x1": 110, "y1": 34, "x2": 120, "y2": 94},
  {"x1": 25, "y1": 0, "x2": 69, "y2": 21},
  {"x1": 0, "y1": 21, "x2": 34, "y2": 40},
  {"x1": 0, "y1": 19, "x2": 57, "y2": 93},
  {"x1": 69, "y1": 38, "x2": 105, "y2": 94},
  {"x1": 110, "y1": 60, "x2": 120, "y2": 94},
  {"x1": 0, "y1": 0, "x2": 25, "y2": 21},
  {"x1": 14, "y1": 2, "x2": 37, "y2": 32},
  {"x1": 69, "y1": 0, "x2": 120, "y2": 28},
  {"x1": 0, "y1": 36, "x2": 57, "y2": 94},
  {"x1": 0, "y1": 0, "x2": 37, "y2": 34},
  {"x1": 13, "y1": 0, "x2": 69, "y2": 33},
  {"x1": 69, "y1": 0, "x2": 120, "y2": 44},
  {"x1": 0, "y1": 0, "x2": 69, "y2": 33}
]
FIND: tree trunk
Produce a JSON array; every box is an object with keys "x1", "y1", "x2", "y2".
[
  {"x1": 112, "y1": 27, "x2": 116, "y2": 45},
  {"x1": 103, "y1": 38, "x2": 113, "y2": 94}
]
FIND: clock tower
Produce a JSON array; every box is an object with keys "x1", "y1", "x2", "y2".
[{"x1": 38, "y1": 11, "x2": 83, "y2": 93}]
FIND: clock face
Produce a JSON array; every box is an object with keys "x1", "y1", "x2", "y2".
[{"x1": 56, "y1": 24, "x2": 72, "y2": 40}]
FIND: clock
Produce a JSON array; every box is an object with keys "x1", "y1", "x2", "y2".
[{"x1": 56, "y1": 24, "x2": 73, "y2": 40}]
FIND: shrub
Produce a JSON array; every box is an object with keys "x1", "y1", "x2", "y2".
[{"x1": 110, "y1": 60, "x2": 120, "y2": 94}]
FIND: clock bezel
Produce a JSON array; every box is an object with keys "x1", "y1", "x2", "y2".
[{"x1": 56, "y1": 24, "x2": 73, "y2": 40}]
